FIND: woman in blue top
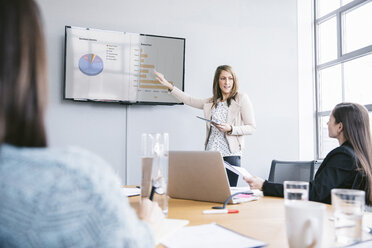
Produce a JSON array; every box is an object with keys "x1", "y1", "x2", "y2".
[
  {"x1": 245, "y1": 103, "x2": 372, "y2": 205},
  {"x1": 0, "y1": 0, "x2": 164, "y2": 247}
]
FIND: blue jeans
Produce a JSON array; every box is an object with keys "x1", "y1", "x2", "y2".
[{"x1": 223, "y1": 156, "x2": 241, "y2": 187}]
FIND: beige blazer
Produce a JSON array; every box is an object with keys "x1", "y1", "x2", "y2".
[{"x1": 171, "y1": 87, "x2": 256, "y2": 154}]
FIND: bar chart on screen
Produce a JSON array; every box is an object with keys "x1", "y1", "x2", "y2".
[{"x1": 136, "y1": 34, "x2": 184, "y2": 103}]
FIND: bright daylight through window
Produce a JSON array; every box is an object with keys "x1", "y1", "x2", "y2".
[{"x1": 315, "y1": 0, "x2": 372, "y2": 158}]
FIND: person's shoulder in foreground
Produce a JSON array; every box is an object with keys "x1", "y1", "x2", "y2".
[{"x1": 0, "y1": 144, "x2": 154, "y2": 248}]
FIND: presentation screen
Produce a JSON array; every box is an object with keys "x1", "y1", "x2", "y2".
[{"x1": 64, "y1": 26, "x2": 185, "y2": 104}]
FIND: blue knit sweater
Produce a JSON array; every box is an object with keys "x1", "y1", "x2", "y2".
[{"x1": 0, "y1": 144, "x2": 154, "y2": 247}]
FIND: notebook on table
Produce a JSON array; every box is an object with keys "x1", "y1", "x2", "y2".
[{"x1": 168, "y1": 151, "x2": 254, "y2": 204}]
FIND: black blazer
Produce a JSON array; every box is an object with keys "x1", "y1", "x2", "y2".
[{"x1": 262, "y1": 141, "x2": 366, "y2": 204}]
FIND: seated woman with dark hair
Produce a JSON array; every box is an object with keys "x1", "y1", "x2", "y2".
[
  {"x1": 0, "y1": 0, "x2": 163, "y2": 247},
  {"x1": 245, "y1": 103, "x2": 372, "y2": 205}
]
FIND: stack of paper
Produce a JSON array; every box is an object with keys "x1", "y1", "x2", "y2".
[
  {"x1": 155, "y1": 219, "x2": 189, "y2": 245},
  {"x1": 161, "y1": 223, "x2": 266, "y2": 248},
  {"x1": 224, "y1": 162, "x2": 252, "y2": 178},
  {"x1": 121, "y1": 187, "x2": 140, "y2": 197}
]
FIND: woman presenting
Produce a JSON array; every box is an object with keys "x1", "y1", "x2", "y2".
[{"x1": 154, "y1": 65, "x2": 256, "y2": 186}]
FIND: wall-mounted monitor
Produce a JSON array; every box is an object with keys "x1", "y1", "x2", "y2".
[{"x1": 64, "y1": 26, "x2": 185, "y2": 105}]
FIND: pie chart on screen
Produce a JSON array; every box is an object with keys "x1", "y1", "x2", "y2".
[{"x1": 78, "y1": 53, "x2": 104, "y2": 76}]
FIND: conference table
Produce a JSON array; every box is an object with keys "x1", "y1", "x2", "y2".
[{"x1": 129, "y1": 195, "x2": 337, "y2": 247}]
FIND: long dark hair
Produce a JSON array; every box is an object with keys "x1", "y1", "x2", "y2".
[
  {"x1": 211, "y1": 65, "x2": 239, "y2": 107},
  {"x1": 0, "y1": 0, "x2": 47, "y2": 147},
  {"x1": 332, "y1": 103, "x2": 372, "y2": 205}
]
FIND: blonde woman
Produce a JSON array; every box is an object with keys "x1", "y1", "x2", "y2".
[{"x1": 154, "y1": 65, "x2": 256, "y2": 186}]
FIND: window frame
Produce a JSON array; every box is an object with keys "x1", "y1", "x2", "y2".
[{"x1": 314, "y1": 0, "x2": 372, "y2": 159}]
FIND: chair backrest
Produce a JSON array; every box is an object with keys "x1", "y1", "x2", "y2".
[
  {"x1": 268, "y1": 160, "x2": 315, "y2": 184},
  {"x1": 313, "y1": 160, "x2": 323, "y2": 176}
]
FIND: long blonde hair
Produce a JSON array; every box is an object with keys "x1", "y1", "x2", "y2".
[
  {"x1": 211, "y1": 65, "x2": 239, "y2": 108},
  {"x1": 332, "y1": 103, "x2": 372, "y2": 205}
]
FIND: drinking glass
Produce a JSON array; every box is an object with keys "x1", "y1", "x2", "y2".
[
  {"x1": 141, "y1": 133, "x2": 169, "y2": 215},
  {"x1": 284, "y1": 181, "x2": 309, "y2": 202},
  {"x1": 331, "y1": 188, "x2": 365, "y2": 245}
]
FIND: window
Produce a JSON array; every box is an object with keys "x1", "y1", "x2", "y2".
[{"x1": 315, "y1": 0, "x2": 372, "y2": 158}]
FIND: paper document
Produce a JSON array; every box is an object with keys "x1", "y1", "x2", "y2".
[
  {"x1": 345, "y1": 240, "x2": 372, "y2": 247},
  {"x1": 161, "y1": 223, "x2": 266, "y2": 248},
  {"x1": 196, "y1": 116, "x2": 221, "y2": 125},
  {"x1": 230, "y1": 187, "x2": 260, "y2": 203},
  {"x1": 224, "y1": 162, "x2": 252, "y2": 178},
  {"x1": 230, "y1": 186, "x2": 252, "y2": 194},
  {"x1": 121, "y1": 187, "x2": 140, "y2": 197},
  {"x1": 155, "y1": 219, "x2": 189, "y2": 245}
]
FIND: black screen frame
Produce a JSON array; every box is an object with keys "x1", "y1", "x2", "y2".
[{"x1": 63, "y1": 26, "x2": 186, "y2": 105}]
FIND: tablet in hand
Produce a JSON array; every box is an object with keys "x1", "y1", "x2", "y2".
[{"x1": 196, "y1": 116, "x2": 220, "y2": 125}]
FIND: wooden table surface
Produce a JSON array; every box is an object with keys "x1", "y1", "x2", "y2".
[{"x1": 129, "y1": 195, "x2": 372, "y2": 247}]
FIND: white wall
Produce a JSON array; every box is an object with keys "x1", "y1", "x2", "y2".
[
  {"x1": 298, "y1": 0, "x2": 316, "y2": 160},
  {"x1": 37, "y1": 0, "x2": 301, "y2": 185}
]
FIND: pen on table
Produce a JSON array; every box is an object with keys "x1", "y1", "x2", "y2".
[{"x1": 203, "y1": 209, "x2": 239, "y2": 214}]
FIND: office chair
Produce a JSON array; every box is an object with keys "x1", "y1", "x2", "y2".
[
  {"x1": 268, "y1": 160, "x2": 316, "y2": 184},
  {"x1": 313, "y1": 160, "x2": 322, "y2": 176}
]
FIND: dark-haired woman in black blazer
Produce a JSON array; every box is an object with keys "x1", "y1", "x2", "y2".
[{"x1": 245, "y1": 103, "x2": 372, "y2": 205}]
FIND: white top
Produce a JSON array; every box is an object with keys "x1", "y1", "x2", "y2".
[
  {"x1": 170, "y1": 87, "x2": 256, "y2": 154},
  {"x1": 206, "y1": 101, "x2": 242, "y2": 157}
]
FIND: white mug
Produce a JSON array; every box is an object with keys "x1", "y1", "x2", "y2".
[{"x1": 285, "y1": 201, "x2": 326, "y2": 248}]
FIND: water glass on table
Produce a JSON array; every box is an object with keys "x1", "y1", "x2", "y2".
[
  {"x1": 284, "y1": 181, "x2": 309, "y2": 202},
  {"x1": 331, "y1": 188, "x2": 365, "y2": 245},
  {"x1": 141, "y1": 133, "x2": 169, "y2": 216}
]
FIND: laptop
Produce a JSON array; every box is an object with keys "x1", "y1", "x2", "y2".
[{"x1": 168, "y1": 151, "x2": 253, "y2": 204}]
